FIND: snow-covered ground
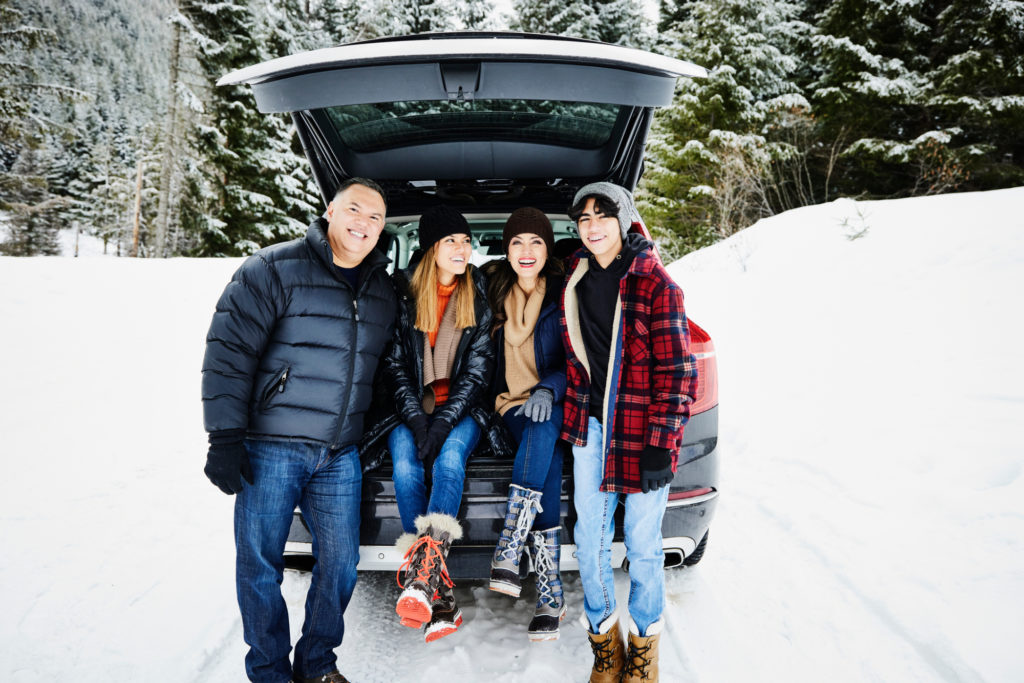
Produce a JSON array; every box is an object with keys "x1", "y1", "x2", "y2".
[{"x1": 2, "y1": 188, "x2": 1022, "y2": 682}]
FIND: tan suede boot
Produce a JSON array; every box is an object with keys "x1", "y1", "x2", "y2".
[
  {"x1": 586, "y1": 613, "x2": 626, "y2": 683},
  {"x1": 623, "y1": 618, "x2": 662, "y2": 682}
]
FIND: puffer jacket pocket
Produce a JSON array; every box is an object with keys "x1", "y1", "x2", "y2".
[{"x1": 258, "y1": 365, "x2": 291, "y2": 411}]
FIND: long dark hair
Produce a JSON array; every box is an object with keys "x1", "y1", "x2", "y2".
[{"x1": 486, "y1": 256, "x2": 564, "y2": 335}]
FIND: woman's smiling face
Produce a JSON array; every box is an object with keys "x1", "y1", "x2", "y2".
[
  {"x1": 433, "y1": 233, "x2": 472, "y2": 284},
  {"x1": 507, "y1": 232, "x2": 548, "y2": 284}
]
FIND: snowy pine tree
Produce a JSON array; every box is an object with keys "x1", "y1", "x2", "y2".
[
  {"x1": 0, "y1": 0, "x2": 85, "y2": 254},
  {"x1": 180, "y1": 0, "x2": 317, "y2": 256},
  {"x1": 84, "y1": 138, "x2": 136, "y2": 255},
  {"x1": 801, "y1": 0, "x2": 937, "y2": 196},
  {"x1": 593, "y1": 0, "x2": 650, "y2": 47},
  {"x1": 658, "y1": 0, "x2": 690, "y2": 34},
  {"x1": 925, "y1": 0, "x2": 1024, "y2": 190},
  {"x1": 1, "y1": 144, "x2": 67, "y2": 256},
  {"x1": 641, "y1": 0, "x2": 809, "y2": 258},
  {"x1": 454, "y1": 0, "x2": 500, "y2": 30},
  {"x1": 797, "y1": 0, "x2": 1024, "y2": 197},
  {"x1": 512, "y1": 0, "x2": 648, "y2": 46}
]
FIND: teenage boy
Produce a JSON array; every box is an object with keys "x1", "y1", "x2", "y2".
[{"x1": 560, "y1": 182, "x2": 698, "y2": 682}]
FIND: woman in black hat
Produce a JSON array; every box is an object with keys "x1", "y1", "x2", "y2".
[
  {"x1": 484, "y1": 207, "x2": 568, "y2": 641},
  {"x1": 383, "y1": 204, "x2": 494, "y2": 644}
]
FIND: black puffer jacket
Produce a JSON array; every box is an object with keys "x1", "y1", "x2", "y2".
[
  {"x1": 201, "y1": 219, "x2": 398, "y2": 449},
  {"x1": 383, "y1": 266, "x2": 495, "y2": 431}
]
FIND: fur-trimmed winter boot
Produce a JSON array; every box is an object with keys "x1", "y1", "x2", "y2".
[
  {"x1": 623, "y1": 618, "x2": 662, "y2": 682},
  {"x1": 526, "y1": 526, "x2": 566, "y2": 641},
  {"x1": 489, "y1": 484, "x2": 543, "y2": 597},
  {"x1": 586, "y1": 612, "x2": 626, "y2": 683},
  {"x1": 424, "y1": 580, "x2": 462, "y2": 643},
  {"x1": 395, "y1": 513, "x2": 462, "y2": 628},
  {"x1": 392, "y1": 531, "x2": 419, "y2": 627}
]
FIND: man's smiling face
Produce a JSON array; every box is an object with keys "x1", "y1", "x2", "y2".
[
  {"x1": 325, "y1": 183, "x2": 387, "y2": 268},
  {"x1": 575, "y1": 197, "x2": 623, "y2": 264}
]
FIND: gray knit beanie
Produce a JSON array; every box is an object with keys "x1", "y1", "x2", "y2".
[{"x1": 571, "y1": 182, "x2": 637, "y2": 238}]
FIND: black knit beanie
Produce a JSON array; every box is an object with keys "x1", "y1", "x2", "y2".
[
  {"x1": 503, "y1": 207, "x2": 555, "y2": 256},
  {"x1": 418, "y1": 205, "x2": 471, "y2": 254}
]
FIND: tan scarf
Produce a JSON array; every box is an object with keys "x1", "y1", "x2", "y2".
[
  {"x1": 495, "y1": 280, "x2": 545, "y2": 415},
  {"x1": 422, "y1": 287, "x2": 463, "y2": 412}
]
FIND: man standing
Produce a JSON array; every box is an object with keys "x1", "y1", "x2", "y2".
[
  {"x1": 202, "y1": 178, "x2": 397, "y2": 683},
  {"x1": 560, "y1": 182, "x2": 698, "y2": 682}
]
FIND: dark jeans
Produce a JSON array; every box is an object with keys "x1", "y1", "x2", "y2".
[
  {"x1": 235, "y1": 439, "x2": 361, "y2": 682},
  {"x1": 502, "y1": 405, "x2": 563, "y2": 530}
]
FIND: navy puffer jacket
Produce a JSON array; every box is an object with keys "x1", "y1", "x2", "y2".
[{"x1": 201, "y1": 219, "x2": 398, "y2": 449}]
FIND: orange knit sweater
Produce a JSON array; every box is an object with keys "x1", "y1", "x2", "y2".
[{"x1": 429, "y1": 280, "x2": 458, "y2": 406}]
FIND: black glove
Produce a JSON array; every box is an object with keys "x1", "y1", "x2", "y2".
[
  {"x1": 514, "y1": 388, "x2": 554, "y2": 423},
  {"x1": 204, "y1": 429, "x2": 254, "y2": 495},
  {"x1": 418, "y1": 419, "x2": 450, "y2": 463},
  {"x1": 639, "y1": 445, "x2": 674, "y2": 494},
  {"x1": 407, "y1": 413, "x2": 429, "y2": 454}
]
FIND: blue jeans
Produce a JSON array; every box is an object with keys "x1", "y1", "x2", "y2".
[
  {"x1": 389, "y1": 415, "x2": 481, "y2": 534},
  {"x1": 573, "y1": 417, "x2": 670, "y2": 636},
  {"x1": 502, "y1": 405, "x2": 564, "y2": 530},
  {"x1": 235, "y1": 439, "x2": 362, "y2": 682}
]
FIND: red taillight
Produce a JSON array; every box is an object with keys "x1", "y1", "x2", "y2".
[
  {"x1": 688, "y1": 320, "x2": 718, "y2": 414},
  {"x1": 668, "y1": 487, "x2": 713, "y2": 501}
]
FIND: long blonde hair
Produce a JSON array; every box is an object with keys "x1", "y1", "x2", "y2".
[{"x1": 410, "y1": 244, "x2": 477, "y2": 333}]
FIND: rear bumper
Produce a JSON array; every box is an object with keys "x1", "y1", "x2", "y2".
[
  {"x1": 286, "y1": 406, "x2": 719, "y2": 578},
  {"x1": 285, "y1": 469, "x2": 718, "y2": 579},
  {"x1": 287, "y1": 532, "x2": 704, "y2": 576}
]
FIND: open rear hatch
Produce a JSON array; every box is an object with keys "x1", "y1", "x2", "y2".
[{"x1": 219, "y1": 33, "x2": 706, "y2": 215}]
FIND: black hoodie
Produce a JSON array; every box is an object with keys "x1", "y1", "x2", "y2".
[{"x1": 575, "y1": 233, "x2": 651, "y2": 420}]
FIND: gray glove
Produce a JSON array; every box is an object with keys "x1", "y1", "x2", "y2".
[{"x1": 514, "y1": 388, "x2": 554, "y2": 423}]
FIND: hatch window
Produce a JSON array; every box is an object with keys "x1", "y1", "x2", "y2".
[{"x1": 324, "y1": 99, "x2": 622, "y2": 152}]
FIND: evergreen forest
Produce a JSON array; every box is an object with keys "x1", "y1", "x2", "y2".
[{"x1": 2, "y1": 0, "x2": 1021, "y2": 258}]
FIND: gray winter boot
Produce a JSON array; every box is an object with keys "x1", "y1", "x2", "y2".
[
  {"x1": 489, "y1": 484, "x2": 543, "y2": 597},
  {"x1": 396, "y1": 513, "x2": 463, "y2": 628},
  {"x1": 526, "y1": 526, "x2": 566, "y2": 641}
]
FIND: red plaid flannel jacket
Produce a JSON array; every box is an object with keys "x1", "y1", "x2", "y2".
[{"x1": 559, "y1": 245, "x2": 698, "y2": 493}]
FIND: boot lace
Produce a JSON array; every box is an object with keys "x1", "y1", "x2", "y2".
[
  {"x1": 497, "y1": 495, "x2": 542, "y2": 561},
  {"x1": 396, "y1": 534, "x2": 454, "y2": 591},
  {"x1": 531, "y1": 532, "x2": 562, "y2": 608},
  {"x1": 625, "y1": 640, "x2": 654, "y2": 680},
  {"x1": 589, "y1": 632, "x2": 619, "y2": 673}
]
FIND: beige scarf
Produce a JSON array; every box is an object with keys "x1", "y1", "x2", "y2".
[
  {"x1": 422, "y1": 288, "x2": 463, "y2": 413},
  {"x1": 495, "y1": 280, "x2": 545, "y2": 415}
]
